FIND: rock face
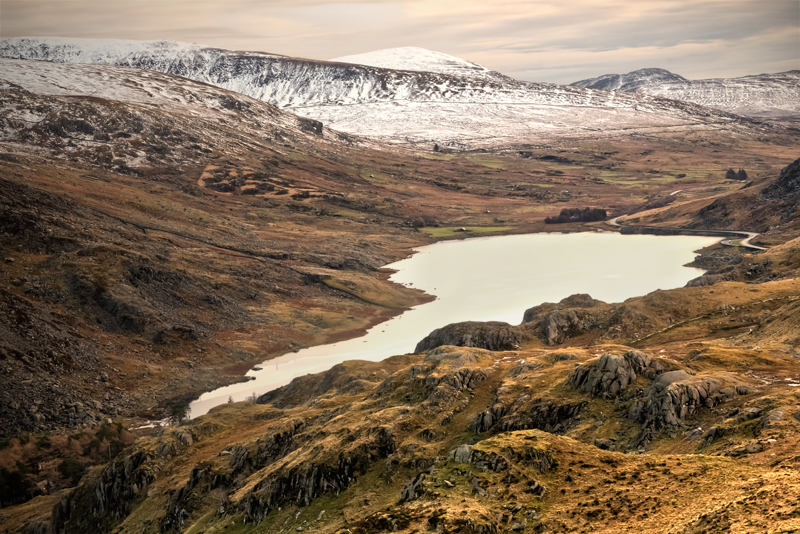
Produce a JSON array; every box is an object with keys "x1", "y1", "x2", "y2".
[
  {"x1": 471, "y1": 399, "x2": 586, "y2": 435},
  {"x1": 522, "y1": 294, "x2": 603, "y2": 345},
  {"x1": 761, "y1": 157, "x2": 800, "y2": 221},
  {"x1": 53, "y1": 447, "x2": 163, "y2": 534},
  {"x1": 521, "y1": 294, "x2": 663, "y2": 345},
  {"x1": 415, "y1": 321, "x2": 526, "y2": 352},
  {"x1": 568, "y1": 350, "x2": 664, "y2": 398},
  {"x1": 629, "y1": 371, "x2": 722, "y2": 430}
]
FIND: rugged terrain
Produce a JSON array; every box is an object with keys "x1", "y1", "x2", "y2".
[
  {"x1": 1, "y1": 46, "x2": 800, "y2": 533},
  {"x1": 572, "y1": 68, "x2": 800, "y2": 119},
  {"x1": 0, "y1": 38, "x2": 764, "y2": 148},
  {"x1": 15, "y1": 205, "x2": 800, "y2": 533},
  {"x1": 5, "y1": 56, "x2": 794, "y2": 435}
]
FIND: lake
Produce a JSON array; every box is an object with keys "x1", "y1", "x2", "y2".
[{"x1": 189, "y1": 231, "x2": 720, "y2": 417}]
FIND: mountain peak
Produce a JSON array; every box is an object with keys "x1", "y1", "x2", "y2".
[{"x1": 331, "y1": 46, "x2": 498, "y2": 78}]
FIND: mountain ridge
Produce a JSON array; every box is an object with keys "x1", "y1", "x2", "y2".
[
  {"x1": 572, "y1": 67, "x2": 800, "y2": 118},
  {"x1": 0, "y1": 37, "x2": 748, "y2": 147}
]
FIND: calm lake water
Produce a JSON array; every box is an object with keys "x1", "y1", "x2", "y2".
[{"x1": 190, "y1": 232, "x2": 720, "y2": 416}]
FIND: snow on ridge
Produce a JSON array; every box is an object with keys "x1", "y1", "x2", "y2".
[
  {"x1": 0, "y1": 37, "x2": 745, "y2": 147},
  {"x1": 0, "y1": 36, "x2": 208, "y2": 64},
  {"x1": 571, "y1": 67, "x2": 800, "y2": 117},
  {"x1": 572, "y1": 68, "x2": 688, "y2": 92},
  {"x1": 331, "y1": 46, "x2": 496, "y2": 78}
]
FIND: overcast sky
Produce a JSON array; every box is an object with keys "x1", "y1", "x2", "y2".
[{"x1": 1, "y1": 0, "x2": 798, "y2": 84}]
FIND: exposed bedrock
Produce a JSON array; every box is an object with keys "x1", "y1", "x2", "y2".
[
  {"x1": 627, "y1": 370, "x2": 744, "y2": 443},
  {"x1": 522, "y1": 293, "x2": 657, "y2": 346},
  {"x1": 53, "y1": 438, "x2": 175, "y2": 534},
  {"x1": 415, "y1": 320, "x2": 527, "y2": 352},
  {"x1": 237, "y1": 426, "x2": 396, "y2": 525},
  {"x1": 471, "y1": 399, "x2": 586, "y2": 435},
  {"x1": 567, "y1": 350, "x2": 665, "y2": 398}
]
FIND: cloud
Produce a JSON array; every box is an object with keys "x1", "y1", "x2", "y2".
[{"x1": 1, "y1": 0, "x2": 797, "y2": 83}]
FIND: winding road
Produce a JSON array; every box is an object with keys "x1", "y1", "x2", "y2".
[{"x1": 606, "y1": 216, "x2": 766, "y2": 252}]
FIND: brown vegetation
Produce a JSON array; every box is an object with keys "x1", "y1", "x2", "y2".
[{"x1": 2, "y1": 59, "x2": 800, "y2": 533}]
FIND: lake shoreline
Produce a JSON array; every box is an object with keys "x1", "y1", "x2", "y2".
[{"x1": 189, "y1": 231, "x2": 723, "y2": 417}]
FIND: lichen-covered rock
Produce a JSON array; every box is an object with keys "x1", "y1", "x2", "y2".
[
  {"x1": 415, "y1": 321, "x2": 526, "y2": 352},
  {"x1": 449, "y1": 444, "x2": 474, "y2": 463},
  {"x1": 630, "y1": 371, "x2": 723, "y2": 430},
  {"x1": 568, "y1": 350, "x2": 663, "y2": 398}
]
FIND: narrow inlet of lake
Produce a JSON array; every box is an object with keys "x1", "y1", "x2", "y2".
[{"x1": 190, "y1": 232, "x2": 720, "y2": 416}]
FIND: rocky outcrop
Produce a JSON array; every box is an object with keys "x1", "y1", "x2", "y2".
[
  {"x1": 685, "y1": 271, "x2": 737, "y2": 287},
  {"x1": 568, "y1": 350, "x2": 664, "y2": 398},
  {"x1": 472, "y1": 444, "x2": 555, "y2": 476},
  {"x1": 53, "y1": 449, "x2": 159, "y2": 534},
  {"x1": 373, "y1": 351, "x2": 490, "y2": 410},
  {"x1": 629, "y1": 371, "x2": 723, "y2": 431},
  {"x1": 449, "y1": 444, "x2": 474, "y2": 463},
  {"x1": 400, "y1": 473, "x2": 428, "y2": 502},
  {"x1": 415, "y1": 321, "x2": 526, "y2": 352},
  {"x1": 239, "y1": 427, "x2": 396, "y2": 524},
  {"x1": 762, "y1": 157, "x2": 800, "y2": 202},
  {"x1": 472, "y1": 399, "x2": 586, "y2": 435},
  {"x1": 522, "y1": 294, "x2": 603, "y2": 345},
  {"x1": 521, "y1": 294, "x2": 662, "y2": 345}
]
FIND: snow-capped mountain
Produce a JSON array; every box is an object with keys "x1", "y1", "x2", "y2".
[
  {"x1": 572, "y1": 68, "x2": 800, "y2": 118},
  {"x1": 0, "y1": 37, "x2": 745, "y2": 147},
  {"x1": 0, "y1": 57, "x2": 352, "y2": 171},
  {"x1": 331, "y1": 47, "x2": 508, "y2": 80}
]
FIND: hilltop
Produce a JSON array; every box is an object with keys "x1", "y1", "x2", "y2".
[
  {"x1": 572, "y1": 68, "x2": 800, "y2": 119},
  {"x1": 331, "y1": 46, "x2": 508, "y2": 80}
]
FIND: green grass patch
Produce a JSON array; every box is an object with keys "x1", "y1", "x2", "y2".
[
  {"x1": 465, "y1": 155, "x2": 508, "y2": 169},
  {"x1": 417, "y1": 152, "x2": 456, "y2": 161},
  {"x1": 421, "y1": 226, "x2": 514, "y2": 238}
]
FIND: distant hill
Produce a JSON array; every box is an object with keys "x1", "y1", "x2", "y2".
[
  {"x1": 331, "y1": 46, "x2": 510, "y2": 80},
  {"x1": 572, "y1": 68, "x2": 800, "y2": 118},
  {"x1": 0, "y1": 37, "x2": 746, "y2": 147}
]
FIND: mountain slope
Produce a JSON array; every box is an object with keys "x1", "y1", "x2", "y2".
[
  {"x1": 572, "y1": 68, "x2": 800, "y2": 118},
  {"x1": 0, "y1": 56, "x2": 442, "y2": 437},
  {"x1": 0, "y1": 37, "x2": 747, "y2": 147}
]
